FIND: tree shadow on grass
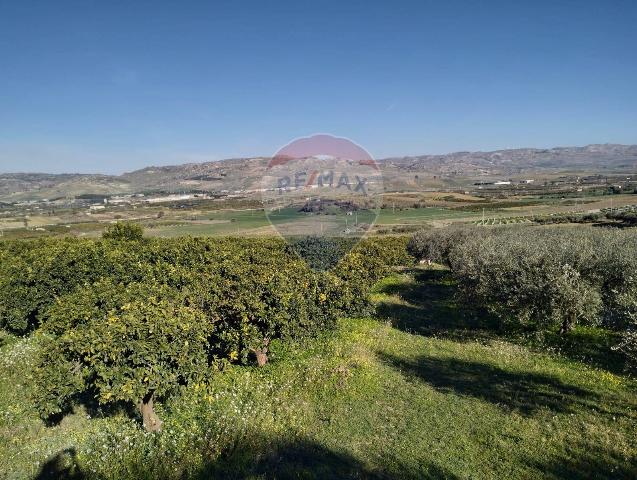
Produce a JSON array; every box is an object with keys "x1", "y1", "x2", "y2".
[
  {"x1": 528, "y1": 442, "x2": 637, "y2": 480},
  {"x1": 201, "y1": 436, "x2": 458, "y2": 480},
  {"x1": 34, "y1": 438, "x2": 459, "y2": 480},
  {"x1": 525, "y1": 328, "x2": 627, "y2": 376},
  {"x1": 44, "y1": 391, "x2": 137, "y2": 428},
  {"x1": 375, "y1": 268, "x2": 628, "y2": 375},
  {"x1": 34, "y1": 448, "x2": 85, "y2": 480},
  {"x1": 379, "y1": 352, "x2": 605, "y2": 417},
  {"x1": 375, "y1": 269, "x2": 499, "y2": 340}
]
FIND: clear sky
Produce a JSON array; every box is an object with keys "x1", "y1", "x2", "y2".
[{"x1": 1, "y1": 0, "x2": 636, "y2": 174}]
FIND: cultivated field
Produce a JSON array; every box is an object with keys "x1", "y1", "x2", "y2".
[{"x1": 3, "y1": 190, "x2": 637, "y2": 240}]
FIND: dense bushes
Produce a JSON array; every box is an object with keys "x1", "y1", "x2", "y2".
[
  {"x1": 614, "y1": 327, "x2": 637, "y2": 375},
  {"x1": 407, "y1": 227, "x2": 480, "y2": 266},
  {"x1": 288, "y1": 236, "x2": 353, "y2": 271},
  {"x1": 409, "y1": 225, "x2": 637, "y2": 370},
  {"x1": 605, "y1": 210, "x2": 637, "y2": 226},
  {"x1": 0, "y1": 233, "x2": 411, "y2": 429},
  {"x1": 102, "y1": 222, "x2": 145, "y2": 241},
  {"x1": 447, "y1": 229, "x2": 603, "y2": 333},
  {"x1": 35, "y1": 288, "x2": 210, "y2": 431},
  {"x1": 330, "y1": 236, "x2": 411, "y2": 315},
  {"x1": 0, "y1": 239, "x2": 107, "y2": 333}
]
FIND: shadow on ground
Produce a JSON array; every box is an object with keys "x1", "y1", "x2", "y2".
[
  {"x1": 526, "y1": 328, "x2": 626, "y2": 375},
  {"x1": 379, "y1": 351, "x2": 604, "y2": 417},
  {"x1": 44, "y1": 393, "x2": 137, "y2": 428},
  {"x1": 33, "y1": 438, "x2": 459, "y2": 480},
  {"x1": 201, "y1": 436, "x2": 458, "y2": 480},
  {"x1": 375, "y1": 268, "x2": 627, "y2": 374},
  {"x1": 34, "y1": 434, "x2": 637, "y2": 480},
  {"x1": 527, "y1": 441, "x2": 637, "y2": 480},
  {"x1": 375, "y1": 269, "x2": 499, "y2": 339},
  {"x1": 34, "y1": 448, "x2": 84, "y2": 480}
]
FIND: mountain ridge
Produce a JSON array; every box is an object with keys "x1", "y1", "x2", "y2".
[{"x1": 2, "y1": 144, "x2": 636, "y2": 201}]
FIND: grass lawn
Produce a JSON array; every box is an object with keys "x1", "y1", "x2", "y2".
[{"x1": 1, "y1": 270, "x2": 636, "y2": 479}]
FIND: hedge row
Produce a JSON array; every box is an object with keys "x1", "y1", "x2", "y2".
[{"x1": 0, "y1": 230, "x2": 410, "y2": 429}]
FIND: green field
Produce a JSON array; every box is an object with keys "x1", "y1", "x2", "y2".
[
  {"x1": 143, "y1": 209, "x2": 270, "y2": 237},
  {"x1": 142, "y1": 207, "x2": 481, "y2": 238},
  {"x1": 3, "y1": 192, "x2": 636, "y2": 240},
  {"x1": 375, "y1": 207, "x2": 479, "y2": 224},
  {"x1": 1, "y1": 268, "x2": 635, "y2": 479}
]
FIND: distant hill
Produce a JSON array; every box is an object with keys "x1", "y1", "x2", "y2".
[
  {"x1": 383, "y1": 144, "x2": 637, "y2": 175},
  {"x1": 1, "y1": 144, "x2": 636, "y2": 201}
]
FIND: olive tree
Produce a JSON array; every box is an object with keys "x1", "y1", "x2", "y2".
[
  {"x1": 408, "y1": 227, "x2": 478, "y2": 266},
  {"x1": 614, "y1": 325, "x2": 637, "y2": 375},
  {"x1": 447, "y1": 228, "x2": 602, "y2": 333}
]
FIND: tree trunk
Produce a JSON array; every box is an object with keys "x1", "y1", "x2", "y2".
[
  {"x1": 253, "y1": 338, "x2": 270, "y2": 367},
  {"x1": 559, "y1": 315, "x2": 574, "y2": 335},
  {"x1": 139, "y1": 391, "x2": 162, "y2": 432}
]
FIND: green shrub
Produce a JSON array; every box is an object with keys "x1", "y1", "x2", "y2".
[
  {"x1": 34, "y1": 291, "x2": 211, "y2": 431},
  {"x1": 614, "y1": 325, "x2": 637, "y2": 375},
  {"x1": 595, "y1": 232, "x2": 637, "y2": 329},
  {"x1": 287, "y1": 236, "x2": 350, "y2": 271},
  {"x1": 329, "y1": 237, "x2": 410, "y2": 316},
  {"x1": 446, "y1": 228, "x2": 604, "y2": 333},
  {"x1": 409, "y1": 225, "x2": 637, "y2": 370},
  {"x1": 407, "y1": 227, "x2": 477, "y2": 266},
  {"x1": 0, "y1": 239, "x2": 108, "y2": 333},
  {"x1": 102, "y1": 222, "x2": 144, "y2": 241},
  {"x1": 357, "y1": 236, "x2": 411, "y2": 268},
  {"x1": 185, "y1": 248, "x2": 335, "y2": 366},
  {"x1": 422, "y1": 227, "x2": 637, "y2": 332},
  {"x1": 41, "y1": 279, "x2": 184, "y2": 335}
]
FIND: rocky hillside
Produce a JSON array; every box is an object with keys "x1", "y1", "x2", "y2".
[
  {"x1": 383, "y1": 144, "x2": 637, "y2": 175},
  {"x1": 2, "y1": 144, "x2": 636, "y2": 201}
]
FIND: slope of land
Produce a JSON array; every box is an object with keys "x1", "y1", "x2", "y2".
[{"x1": 1, "y1": 269, "x2": 635, "y2": 479}]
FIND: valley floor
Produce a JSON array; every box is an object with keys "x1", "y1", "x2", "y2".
[{"x1": 1, "y1": 270, "x2": 636, "y2": 479}]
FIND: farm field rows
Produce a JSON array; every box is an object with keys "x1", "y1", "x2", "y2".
[{"x1": 3, "y1": 193, "x2": 637, "y2": 240}]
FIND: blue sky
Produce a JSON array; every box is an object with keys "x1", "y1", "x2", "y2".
[{"x1": 1, "y1": 0, "x2": 636, "y2": 174}]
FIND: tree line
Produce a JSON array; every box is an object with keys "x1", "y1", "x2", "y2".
[{"x1": 408, "y1": 225, "x2": 637, "y2": 373}]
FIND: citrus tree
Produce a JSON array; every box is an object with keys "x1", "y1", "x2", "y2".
[
  {"x1": 34, "y1": 289, "x2": 211, "y2": 431},
  {"x1": 102, "y1": 222, "x2": 144, "y2": 241}
]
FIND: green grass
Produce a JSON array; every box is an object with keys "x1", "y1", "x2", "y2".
[
  {"x1": 145, "y1": 209, "x2": 271, "y2": 237},
  {"x1": 143, "y1": 207, "x2": 479, "y2": 237},
  {"x1": 1, "y1": 272, "x2": 636, "y2": 479},
  {"x1": 375, "y1": 207, "x2": 479, "y2": 225}
]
